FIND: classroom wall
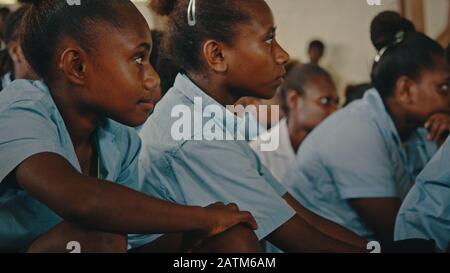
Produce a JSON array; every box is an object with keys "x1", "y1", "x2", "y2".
[
  {"x1": 265, "y1": 0, "x2": 399, "y2": 95},
  {"x1": 266, "y1": 0, "x2": 449, "y2": 95}
]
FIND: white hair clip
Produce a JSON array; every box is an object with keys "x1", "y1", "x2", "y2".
[
  {"x1": 374, "y1": 31, "x2": 406, "y2": 63},
  {"x1": 187, "y1": 0, "x2": 196, "y2": 26}
]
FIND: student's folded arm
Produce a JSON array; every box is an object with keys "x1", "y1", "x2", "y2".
[
  {"x1": 266, "y1": 213, "x2": 365, "y2": 253},
  {"x1": 348, "y1": 198, "x2": 401, "y2": 243},
  {"x1": 283, "y1": 193, "x2": 367, "y2": 248},
  {"x1": 14, "y1": 152, "x2": 256, "y2": 236},
  {"x1": 130, "y1": 224, "x2": 261, "y2": 253}
]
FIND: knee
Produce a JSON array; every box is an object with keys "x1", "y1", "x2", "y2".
[
  {"x1": 195, "y1": 224, "x2": 261, "y2": 253},
  {"x1": 94, "y1": 233, "x2": 128, "y2": 253}
]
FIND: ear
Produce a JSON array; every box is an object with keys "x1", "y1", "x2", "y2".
[
  {"x1": 7, "y1": 41, "x2": 22, "y2": 64},
  {"x1": 202, "y1": 40, "x2": 227, "y2": 73},
  {"x1": 58, "y1": 48, "x2": 87, "y2": 85},
  {"x1": 394, "y1": 76, "x2": 414, "y2": 104},
  {"x1": 286, "y1": 89, "x2": 301, "y2": 110}
]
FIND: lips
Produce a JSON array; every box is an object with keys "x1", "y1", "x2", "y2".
[
  {"x1": 138, "y1": 97, "x2": 156, "y2": 112},
  {"x1": 273, "y1": 73, "x2": 286, "y2": 86}
]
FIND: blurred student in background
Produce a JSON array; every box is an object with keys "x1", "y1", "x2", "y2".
[
  {"x1": 307, "y1": 40, "x2": 325, "y2": 65},
  {"x1": 0, "y1": 5, "x2": 37, "y2": 90},
  {"x1": 251, "y1": 63, "x2": 338, "y2": 182},
  {"x1": 282, "y1": 11, "x2": 450, "y2": 244}
]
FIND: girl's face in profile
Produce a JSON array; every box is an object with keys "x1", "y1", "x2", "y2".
[
  {"x1": 82, "y1": 9, "x2": 161, "y2": 127},
  {"x1": 222, "y1": 0, "x2": 290, "y2": 101},
  {"x1": 407, "y1": 56, "x2": 450, "y2": 123}
]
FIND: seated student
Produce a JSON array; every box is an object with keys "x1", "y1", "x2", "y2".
[
  {"x1": 251, "y1": 63, "x2": 339, "y2": 182},
  {"x1": 282, "y1": 11, "x2": 450, "y2": 244},
  {"x1": 0, "y1": 4, "x2": 38, "y2": 90},
  {"x1": 0, "y1": 0, "x2": 258, "y2": 253},
  {"x1": 139, "y1": 0, "x2": 367, "y2": 252},
  {"x1": 395, "y1": 135, "x2": 450, "y2": 252}
]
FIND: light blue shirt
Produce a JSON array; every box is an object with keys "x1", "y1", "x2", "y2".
[
  {"x1": 395, "y1": 136, "x2": 450, "y2": 251},
  {"x1": 0, "y1": 80, "x2": 141, "y2": 252},
  {"x1": 282, "y1": 89, "x2": 436, "y2": 239},
  {"x1": 136, "y1": 74, "x2": 296, "y2": 247}
]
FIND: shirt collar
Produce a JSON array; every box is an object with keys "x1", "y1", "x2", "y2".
[
  {"x1": 33, "y1": 80, "x2": 121, "y2": 180},
  {"x1": 173, "y1": 73, "x2": 246, "y2": 139},
  {"x1": 364, "y1": 88, "x2": 402, "y2": 145}
]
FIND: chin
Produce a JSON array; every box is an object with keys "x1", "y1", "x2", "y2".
[
  {"x1": 260, "y1": 88, "x2": 278, "y2": 100},
  {"x1": 117, "y1": 113, "x2": 150, "y2": 128}
]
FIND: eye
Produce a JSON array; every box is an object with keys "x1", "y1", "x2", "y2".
[
  {"x1": 318, "y1": 96, "x2": 339, "y2": 106},
  {"x1": 265, "y1": 37, "x2": 274, "y2": 45},
  {"x1": 440, "y1": 83, "x2": 449, "y2": 94},
  {"x1": 135, "y1": 56, "x2": 144, "y2": 65},
  {"x1": 319, "y1": 97, "x2": 331, "y2": 105}
]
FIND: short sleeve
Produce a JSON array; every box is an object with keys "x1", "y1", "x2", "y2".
[
  {"x1": 395, "y1": 137, "x2": 450, "y2": 251},
  {"x1": 166, "y1": 140, "x2": 296, "y2": 240},
  {"x1": 318, "y1": 118, "x2": 398, "y2": 199},
  {"x1": 115, "y1": 127, "x2": 142, "y2": 191},
  {"x1": 0, "y1": 100, "x2": 67, "y2": 183}
]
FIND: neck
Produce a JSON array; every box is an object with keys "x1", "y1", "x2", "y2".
[
  {"x1": 49, "y1": 82, "x2": 102, "y2": 148},
  {"x1": 384, "y1": 98, "x2": 420, "y2": 142},
  {"x1": 187, "y1": 72, "x2": 240, "y2": 106},
  {"x1": 287, "y1": 117, "x2": 309, "y2": 153}
]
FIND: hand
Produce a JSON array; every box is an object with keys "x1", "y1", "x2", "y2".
[
  {"x1": 425, "y1": 113, "x2": 450, "y2": 146},
  {"x1": 202, "y1": 202, "x2": 258, "y2": 238}
]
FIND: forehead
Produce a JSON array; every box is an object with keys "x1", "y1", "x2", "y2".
[
  {"x1": 90, "y1": 14, "x2": 152, "y2": 53},
  {"x1": 304, "y1": 75, "x2": 337, "y2": 96},
  {"x1": 421, "y1": 57, "x2": 450, "y2": 83},
  {"x1": 233, "y1": 0, "x2": 274, "y2": 37}
]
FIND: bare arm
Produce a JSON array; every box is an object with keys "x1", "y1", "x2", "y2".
[
  {"x1": 266, "y1": 214, "x2": 364, "y2": 253},
  {"x1": 348, "y1": 198, "x2": 401, "y2": 242},
  {"x1": 15, "y1": 152, "x2": 257, "y2": 237},
  {"x1": 130, "y1": 225, "x2": 261, "y2": 253},
  {"x1": 283, "y1": 193, "x2": 367, "y2": 248}
]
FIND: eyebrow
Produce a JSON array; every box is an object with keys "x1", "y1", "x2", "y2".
[
  {"x1": 266, "y1": 26, "x2": 277, "y2": 36},
  {"x1": 136, "y1": 42, "x2": 151, "y2": 52}
]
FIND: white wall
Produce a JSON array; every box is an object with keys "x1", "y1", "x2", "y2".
[
  {"x1": 425, "y1": 0, "x2": 448, "y2": 38},
  {"x1": 266, "y1": 0, "x2": 399, "y2": 95}
]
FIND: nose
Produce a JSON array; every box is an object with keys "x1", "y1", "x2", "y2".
[
  {"x1": 143, "y1": 63, "x2": 161, "y2": 92},
  {"x1": 274, "y1": 41, "x2": 290, "y2": 66}
]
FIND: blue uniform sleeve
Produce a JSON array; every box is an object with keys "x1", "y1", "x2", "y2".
[
  {"x1": 0, "y1": 100, "x2": 67, "y2": 183},
  {"x1": 395, "y1": 137, "x2": 450, "y2": 251},
  {"x1": 318, "y1": 117, "x2": 398, "y2": 199},
  {"x1": 115, "y1": 127, "x2": 142, "y2": 191},
  {"x1": 159, "y1": 140, "x2": 296, "y2": 240}
]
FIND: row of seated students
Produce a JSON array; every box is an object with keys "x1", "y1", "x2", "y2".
[{"x1": 0, "y1": 0, "x2": 448, "y2": 253}]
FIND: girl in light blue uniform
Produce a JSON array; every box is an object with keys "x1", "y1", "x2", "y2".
[
  {"x1": 282, "y1": 11, "x2": 450, "y2": 243},
  {"x1": 395, "y1": 136, "x2": 450, "y2": 251},
  {"x1": 0, "y1": 0, "x2": 256, "y2": 253},
  {"x1": 139, "y1": 0, "x2": 367, "y2": 252}
]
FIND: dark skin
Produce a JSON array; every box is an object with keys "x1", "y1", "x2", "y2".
[
  {"x1": 13, "y1": 5, "x2": 258, "y2": 253},
  {"x1": 285, "y1": 74, "x2": 339, "y2": 152},
  {"x1": 186, "y1": 0, "x2": 366, "y2": 252},
  {"x1": 349, "y1": 56, "x2": 450, "y2": 243},
  {"x1": 308, "y1": 47, "x2": 324, "y2": 65}
]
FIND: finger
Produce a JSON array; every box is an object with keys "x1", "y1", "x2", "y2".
[
  {"x1": 238, "y1": 211, "x2": 258, "y2": 230},
  {"x1": 425, "y1": 115, "x2": 438, "y2": 129},
  {"x1": 428, "y1": 119, "x2": 442, "y2": 141},
  {"x1": 227, "y1": 203, "x2": 239, "y2": 211},
  {"x1": 435, "y1": 124, "x2": 450, "y2": 143}
]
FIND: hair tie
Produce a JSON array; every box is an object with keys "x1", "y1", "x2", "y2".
[
  {"x1": 375, "y1": 31, "x2": 406, "y2": 63},
  {"x1": 187, "y1": 0, "x2": 196, "y2": 26}
]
